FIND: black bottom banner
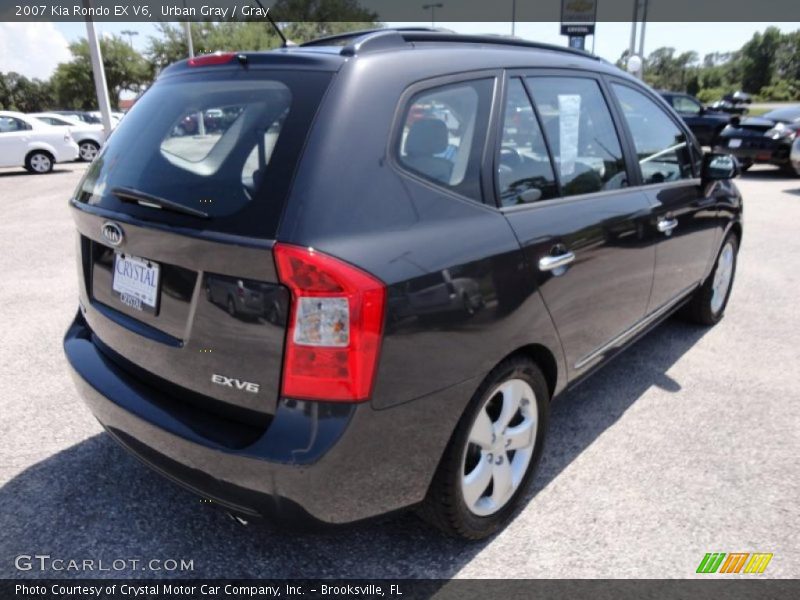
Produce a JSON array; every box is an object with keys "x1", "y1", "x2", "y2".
[{"x1": 3, "y1": 579, "x2": 800, "y2": 600}]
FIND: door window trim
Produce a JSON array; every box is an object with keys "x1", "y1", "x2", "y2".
[
  {"x1": 388, "y1": 69, "x2": 502, "y2": 207},
  {"x1": 605, "y1": 76, "x2": 703, "y2": 181},
  {"x1": 491, "y1": 72, "x2": 563, "y2": 208},
  {"x1": 489, "y1": 68, "x2": 638, "y2": 214}
]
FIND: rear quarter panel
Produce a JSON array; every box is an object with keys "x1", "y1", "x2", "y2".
[{"x1": 279, "y1": 53, "x2": 567, "y2": 410}]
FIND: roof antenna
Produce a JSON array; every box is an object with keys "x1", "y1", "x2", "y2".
[{"x1": 253, "y1": 0, "x2": 295, "y2": 48}]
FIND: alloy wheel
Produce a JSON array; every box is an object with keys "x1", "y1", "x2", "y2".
[
  {"x1": 79, "y1": 142, "x2": 99, "y2": 161},
  {"x1": 461, "y1": 378, "x2": 538, "y2": 517},
  {"x1": 711, "y1": 242, "x2": 735, "y2": 314},
  {"x1": 29, "y1": 153, "x2": 52, "y2": 173}
]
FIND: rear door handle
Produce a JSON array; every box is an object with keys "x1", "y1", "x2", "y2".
[
  {"x1": 539, "y1": 251, "x2": 575, "y2": 272},
  {"x1": 657, "y1": 218, "x2": 678, "y2": 235}
]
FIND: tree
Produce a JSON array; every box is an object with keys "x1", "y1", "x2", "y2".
[
  {"x1": 51, "y1": 35, "x2": 150, "y2": 110},
  {"x1": 739, "y1": 27, "x2": 781, "y2": 94},
  {"x1": 643, "y1": 47, "x2": 698, "y2": 92},
  {"x1": 774, "y1": 30, "x2": 800, "y2": 82},
  {"x1": 0, "y1": 72, "x2": 53, "y2": 112}
]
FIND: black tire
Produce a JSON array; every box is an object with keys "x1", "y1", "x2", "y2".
[
  {"x1": 227, "y1": 296, "x2": 236, "y2": 316},
  {"x1": 78, "y1": 140, "x2": 100, "y2": 162},
  {"x1": 24, "y1": 150, "x2": 54, "y2": 174},
  {"x1": 418, "y1": 356, "x2": 550, "y2": 539},
  {"x1": 738, "y1": 159, "x2": 753, "y2": 173},
  {"x1": 681, "y1": 233, "x2": 739, "y2": 326}
]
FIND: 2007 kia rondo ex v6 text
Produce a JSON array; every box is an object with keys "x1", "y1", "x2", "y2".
[{"x1": 64, "y1": 29, "x2": 743, "y2": 539}]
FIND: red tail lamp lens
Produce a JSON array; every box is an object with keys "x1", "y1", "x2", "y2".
[
  {"x1": 187, "y1": 52, "x2": 236, "y2": 67},
  {"x1": 274, "y1": 243, "x2": 386, "y2": 402}
]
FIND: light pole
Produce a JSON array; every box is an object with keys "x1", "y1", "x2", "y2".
[
  {"x1": 120, "y1": 29, "x2": 138, "y2": 48},
  {"x1": 628, "y1": 0, "x2": 649, "y2": 79},
  {"x1": 422, "y1": 3, "x2": 443, "y2": 27},
  {"x1": 511, "y1": 0, "x2": 516, "y2": 36},
  {"x1": 82, "y1": 0, "x2": 113, "y2": 135},
  {"x1": 637, "y1": 0, "x2": 649, "y2": 77}
]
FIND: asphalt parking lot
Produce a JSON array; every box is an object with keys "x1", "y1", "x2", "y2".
[{"x1": 1, "y1": 162, "x2": 798, "y2": 579}]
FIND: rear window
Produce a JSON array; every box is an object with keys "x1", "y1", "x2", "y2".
[{"x1": 75, "y1": 69, "x2": 332, "y2": 238}]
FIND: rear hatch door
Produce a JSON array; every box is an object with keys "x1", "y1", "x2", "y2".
[{"x1": 71, "y1": 64, "x2": 333, "y2": 424}]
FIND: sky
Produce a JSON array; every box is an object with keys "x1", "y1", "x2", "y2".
[{"x1": 1, "y1": 20, "x2": 799, "y2": 80}]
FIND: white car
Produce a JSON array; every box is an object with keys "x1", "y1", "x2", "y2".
[
  {"x1": 88, "y1": 110, "x2": 123, "y2": 127},
  {"x1": 30, "y1": 112, "x2": 107, "y2": 161},
  {"x1": 0, "y1": 111, "x2": 79, "y2": 173}
]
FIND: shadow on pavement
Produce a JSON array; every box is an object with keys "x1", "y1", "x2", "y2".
[
  {"x1": 0, "y1": 168, "x2": 77, "y2": 178},
  {"x1": 739, "y1": 167, "x2": 796, "y2": 182},
  {"x1": 0, "y1": 320, "x2": 707, "y2": 579}
]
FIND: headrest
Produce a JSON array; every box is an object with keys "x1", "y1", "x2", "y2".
[{"x1": 405, "y1": 118, "x2": 448, "y2": 157}]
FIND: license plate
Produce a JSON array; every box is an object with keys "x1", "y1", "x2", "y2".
[
  {"x1": 112, "y1": 253, "x2": 160, "y2": 314},
  {"x1": 728, "y1": 138, "x2": 742, "y2": 148}
]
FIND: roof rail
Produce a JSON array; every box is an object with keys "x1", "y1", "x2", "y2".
[
  {"x1": 398, "y1": 31, "x2": 600, "y2": 60},
  {"x1": 299, "y1": 28, "x2": 600, "y2": 61},
  {"x1": 299, "y1": 27, "x2": 446, "y2": 49}
]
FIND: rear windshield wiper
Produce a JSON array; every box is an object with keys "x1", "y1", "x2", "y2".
[{"x1": 112, "y1": 186, "x2": 209, "y2": 219}]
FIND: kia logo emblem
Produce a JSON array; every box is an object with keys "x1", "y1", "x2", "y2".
[{"x1": 101, "y1": 222, "x2": 124, "y2": 247}]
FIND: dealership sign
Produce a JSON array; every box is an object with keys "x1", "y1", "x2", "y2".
[{"x1": 560, "y1": 0, "x2": 598, "y2": 36}]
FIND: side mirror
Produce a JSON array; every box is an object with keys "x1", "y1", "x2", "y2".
[{"x1": 702, "y1": 153, "x2": 739, "y2": 182}]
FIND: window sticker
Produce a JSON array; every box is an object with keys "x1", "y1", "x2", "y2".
[{"x1": 558, "y1": 94, "x2": 581, "y2": 176}]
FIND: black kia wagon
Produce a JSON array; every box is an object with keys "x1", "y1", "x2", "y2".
[{"x1": 64, "y1": 29, "x2": 742, "y2": 539}]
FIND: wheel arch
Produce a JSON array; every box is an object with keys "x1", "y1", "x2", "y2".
[
  {"x1": 501, "y1": 343, "x2": 559, "y2": 401},
  {"x1": 25, "y1": 146, "x2": 55, "y2": 162}
]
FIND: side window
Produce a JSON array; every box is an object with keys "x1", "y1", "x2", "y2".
[
  {"x1": 497, "y1": 78, "x2": 558, "y2": 206},
  {"x1": 398, "y1": 78, "x2": 493, "y2": 202},
  {"x1": 612, "y1": 84, "x2": 694, "y2": 183},
  {"x1": 0, "y1": 117, "x2": 28, "y2": 133},
  {"x1": 673, "y1": 95, "x2": 702, "y2": 115},
  {"x1": 526, "y1": 76, "x2": 627, "y2": 197}
]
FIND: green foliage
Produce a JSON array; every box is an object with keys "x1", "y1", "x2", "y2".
[
  {"x1": 696, "y1": 87, "x2": 730, "y2": 104},
  {"x1": 642, "y1": 47, "x2": 699, "y2": 91},
  {"x1": 739, "y1": 26, "x2": 782, "y2": 94},
  {"x1": 0, "y1": 72, "x2": 53, "y2": 112},
  {"x1": 643, "y1": 27, "x2": 800, "y2": 102},
  {"x1": 51, "y1": 35, "x2": 150, "y2": 110},
  {"x1": 756, "y1": 80, "x2": 800, "y2": 102}
]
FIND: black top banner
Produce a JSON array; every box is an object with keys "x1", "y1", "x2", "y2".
[{"x1": 2, "y1": 0, "x2": 800, "y2": 22}]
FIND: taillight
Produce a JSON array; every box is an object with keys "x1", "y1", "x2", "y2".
[
  {"x1": 187, "y1": 52, "x2": 236, "y2": 67},
  {"x1": 274, "y1": 243, "x2": 386, "y2": 402}
]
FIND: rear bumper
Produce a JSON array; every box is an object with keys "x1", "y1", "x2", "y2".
[
  {"x1": 715, "y1": 139, "x2": 791, "y2": 166},
  {"x1": 58, "y1": 141, "x2": 80, "y2": 162},
  {"x1": 64, "y1": 311, "x2": 473, "y2": 526}
]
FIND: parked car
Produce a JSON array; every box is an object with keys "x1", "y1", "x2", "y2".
[
  {"x1": 659, "y1": 91, "x2": 731, "y2": 146},
  {"x1": 87, "y1": 110, "x2": 123, "y2": 127},
  {"x1": 64, "y1": 29, "x2": 742, "y2": 540},
  {"x1": 51, "y1": 110, "x2": 102, "y2": 125},
  {"x1": 0, "y1": 110, "x2": 79, "y2": 173},
  {"x1": 714, "y1": 104, "x2": 800, "y2": 175},
  {"x1": 29, "y1": 112, "x2": 106, "y2": 162},
  {"x1": 708, "y1": 91, "x2": 752, "y2": 115}
]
